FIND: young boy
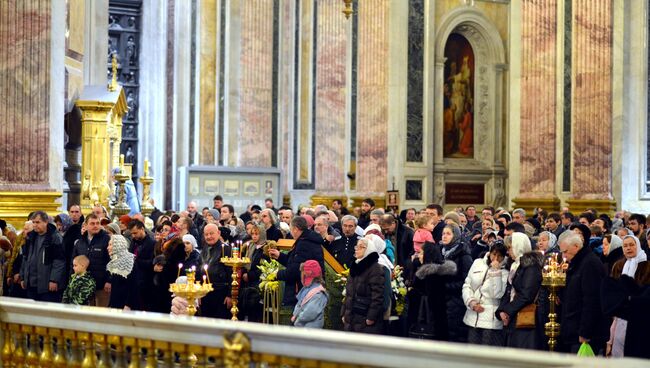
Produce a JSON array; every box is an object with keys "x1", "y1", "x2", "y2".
[{"x1": 62, "y1": 255, "x2": 96, "y2": 305}]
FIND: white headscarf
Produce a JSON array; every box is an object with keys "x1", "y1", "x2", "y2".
[
  {"x1": 509, "y1": 232, "x2": 532, "y2": 281},
  {"x1": 365, "y1": 234, "x2": 394, "y2": 270},
  {"x1": 182, "y1": 234, "x2": 198, "y2": 251},
  {"x1": 609, "y1": 234, "x2": 623, "y2": 254},
  {"x1": 622, "y1": 235, "x2": 647, "y2": 277},
  {"x1": 106, "y1": 235, "x2": 134, "y2": 278},
  {"x1": 355, "y1": 238, "x2": 377, "y2": 263}
]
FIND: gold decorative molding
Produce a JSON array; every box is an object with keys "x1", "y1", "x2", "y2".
[
  {"x1": 565, "y1": 198, "x2": 617, "y2": 217},
  {"x1": 511, "y1": 197, "x2": 561, "y2": 214},
  {"x1": 0, "y1": 192, "x2": 61, "y2": 229},
  {"x1": 223, "y1": 332, "x2": 251, "y2": 368},
  {"x1": 310, "y1": 194, "x2": 348, "y2": 208}
]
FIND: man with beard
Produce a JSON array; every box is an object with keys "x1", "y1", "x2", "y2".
[
  {"x1": 358, "y1": 198, "x2": 375, "y2": 229},
  {"x1": 380, "y1": 214, "x2": 415, "y2": 267},
  {"x1": 128, "y1": 219, "x2": 156, "y2": 310},
  {"x1": 326, "y1": 215, "x2": 359, "y2": 268},
  {"x1": 199, "y1": 224, "x2": 233, "y2": 319}
]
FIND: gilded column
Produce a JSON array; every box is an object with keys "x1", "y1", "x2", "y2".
[
  {"x1": 313, "y1": 0, "x2": 347, "y2": 197},
  {"x1": 237, "y1": 0, "x2": 274, "y2": 167},
  {"x1": 566, "y1": 0, "x2": 615, "y2": 214},
  {"x1": 354, "y1": 0, "x2": 389, "y2": 206},
  {"x1": 512, "y1": 0, "x2": 561, "y2": 213},
  {"x1": 0, "y1": 0, "x2": 62, "y2": 228}
]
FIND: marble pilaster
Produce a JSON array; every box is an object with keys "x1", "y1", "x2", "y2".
[
  {"x1": 567, "y1": 0, "x2": 615, "y2": 212},
  {"x1": 356, "y1": 0, "x2": 389, "y2": 195},
  {"x1": 237, "y1": 0, "x2": 274, "y2": 167},
  {"x1": 198, "y1": 0, "x2": 217, "y2": 165},
  {"x1": 278, "y1": 0, "x2": 295, "y2": 194},
  {"x1": 512, "y1": 0, "x2": 560, "y2": 212},
  {"x1": 314, "y1": 0, "x2": 347, "y2": 193}
]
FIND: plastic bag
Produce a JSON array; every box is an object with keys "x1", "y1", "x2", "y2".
[{"x1": 577, "y1": 342, "x2": 595, "y2": 357}]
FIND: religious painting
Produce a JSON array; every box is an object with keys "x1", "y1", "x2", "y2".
[
  {"x1": 443, "y1": 33, "x2": 475, "y2": 158},
  {"x1": 243, "y1": 181, "x2": 260, "y2": 196},
  {"x1": 189, "y1": 176, "x2": 200, "y2": 196},
  {"x1": 224, "y1": 180, "x2": 239, "y2": 196},
  {"x1": 204, "y1": 179, "x2": 219, "y2": 195},
  {"x1": 264, "y1": 180, "x2": 273, "y2": 195}
]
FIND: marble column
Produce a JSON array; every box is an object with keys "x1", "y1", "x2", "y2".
[
  {"x1": 198, "y1": 0, "x2": 217, "y2": 165},
  {"x1": 566, "y1": 0, "x2": 616, "y2": 213},
  {"x1": 236, "y1": 0, "x2": 274, "y2": 167},
  {"x1": 512, "y1": 0, "x2": 561, "y2": 213},
  {"x1": 0, "y1": 0, "x2": 63, "y2": 227},
  {"x1": 278, "y1": 0, "x2": 295, "y2": 201},
  {"x1": 355, "y1": 0, "x2": 388, "y2": 197},
  {"x1": 313, "y1": 0, "x2": 347, "y2": 194}
]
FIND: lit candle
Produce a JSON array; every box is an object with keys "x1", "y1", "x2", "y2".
[
  {"x1": 191, "y1": 265, "x2": 196, "y2": 273},
  {"x1": 203, "y1": 275, "x2": 207, "y2": 284},
  {"x1": 177, "y1": 263, "x2": 183, "y2": 279},
  {"x1": 204, "y1": 264, "x2": 210, "y2": 283},
  {"x1": 144, "y1": 159, "x2": 150, "y2": 177},
  {"x1": 222, "y1": 243, "x2": 225, "y2": 258},
  {"x1": 119, "y1": 154, "x2": 125, "y2": 168}
]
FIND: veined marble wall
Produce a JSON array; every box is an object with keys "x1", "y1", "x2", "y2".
[{"x1": 0, "y1": 0, "x2": 53, "y2": 190}]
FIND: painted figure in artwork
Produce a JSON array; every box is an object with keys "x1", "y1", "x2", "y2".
[{"x1": 443, "y1": 34, "x2": 475, "y2": 158}]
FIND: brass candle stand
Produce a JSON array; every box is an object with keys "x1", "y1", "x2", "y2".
[
  {"x1": 139, "y1": 159, "x2": 154, "y2": 217},
  {"x1": 220, "y1": 242, "x2": 251, "y2": 321},
  {"x1": 541, "y1": 257, "x2": 566, "y2": 352},
  {"x1": 112, "y1": 154, "x2": 131, "y2": 217},
  {"x1": 169, "y1": 268, "x2": 214, "y2": 316}
]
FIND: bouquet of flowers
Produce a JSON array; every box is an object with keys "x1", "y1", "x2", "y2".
[
  {"x1": 334, "y1": 266, "x2": 350, "y2": 301},
  {"x1": 258, "y1": 259, "x2": 282, "y2": 291},
  {"x1": 391, "y1": 265, "x2": 407, "y2": 316}
]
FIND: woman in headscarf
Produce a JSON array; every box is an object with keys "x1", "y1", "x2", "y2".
[
  {"x1": 240, "y1": 223, "x2": 269, "y2": 322},
  {"x1": 605, "y1": 235, "x2": 650, "y2": 357},
  {"x1": 182, "y1": 234, "x2": 201, "y2": 270},
  {"x1": 441, "y1": 223, "x2": 473, "y2": 342},
  {"x1": 602, "y1": 234, "x2": 624, "y2": 275},
  {"x1": 496, "y1": 233, "x2": 543, "y2": 350},
  {"x1": 106, "y1": 235, "x2": 138, "y2": 310},
  {"x1": 341, "y1": 237, "x2": 386, "y2": 334},
  {"x1": 535, "y1": 230, "x2": 560, "y2": 350},
  {"x1": 409, "y1": 240, "x2": 457, "y2": 340},
  {"x1": 366, "y1": 234, "x2": 394, "y2": 330}
]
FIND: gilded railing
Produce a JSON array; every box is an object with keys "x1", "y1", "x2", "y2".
[{"x1": 0, "y1": 297, "x2": 643, "y2": 368}]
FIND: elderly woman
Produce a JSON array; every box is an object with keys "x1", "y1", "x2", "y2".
[
  {"x1": 605, "y1": 235, "x2": 650, "y2": 357},
  {"x1": 496, "y1": 233, "x2": 543, "y2": 350},
  {"x1": 107, "y1": 235, "x2": 138, "y2": 310},
  {"x1": 441, "y1": 223, "x2": 473, "y2": 342},
  {"x1": 261, "y1": 209, "x2": 282, "y2": 241},
  {"x1": 341, "y1": 237, "x2": 386, "y2": 334}
]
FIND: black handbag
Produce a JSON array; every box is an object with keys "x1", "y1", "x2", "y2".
[{"x1": 408, "y1": 296, "x2": 436, "y2": 339}]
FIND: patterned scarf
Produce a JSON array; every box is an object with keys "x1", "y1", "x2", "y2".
[{"x1": 107, "y1": 235, "x2": 134, "y2": 278}]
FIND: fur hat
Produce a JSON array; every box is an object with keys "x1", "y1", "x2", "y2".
[{"x1": 301, "y1": 260, "x2": 322, "y2": 286}]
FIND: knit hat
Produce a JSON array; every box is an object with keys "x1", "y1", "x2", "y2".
[
  {"x1": 444, "y1": 211, "x2": 461, "y2": 226},
  {"x1": 207, "y1": 209, "x2": 221, "y2": 222},
  {"x1": 301, "y1": 260, "x2": 322, "y2": 286},
  {"x1": 413, "y1": 229, "x2": 434, "y2": 253},
  {"x1": 363, "y1": 224, "x2": 385, "y2": 240},
  {"x1": 301, "y1": 215, "x2": 315, "y2": 229},
  {"x1": 106, "y1": 222, "x2": 121, "y2": 235}
]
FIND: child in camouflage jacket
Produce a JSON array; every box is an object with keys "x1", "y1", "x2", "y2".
[{"x1": 62, "y1": 255, "x2": 96, "y2": 305}]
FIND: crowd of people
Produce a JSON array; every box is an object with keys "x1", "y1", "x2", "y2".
[{"x1": 1, "y1": 196, "x2": 649, "y2": 359}]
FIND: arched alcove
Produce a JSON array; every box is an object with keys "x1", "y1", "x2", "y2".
[{"x1": 431, "y1": 6, "x2": 508, "y2": 208}]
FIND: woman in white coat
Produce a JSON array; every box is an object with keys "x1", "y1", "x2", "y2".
[{"x1": 462, "y1": 241, "x2": 509, "y2": 346}]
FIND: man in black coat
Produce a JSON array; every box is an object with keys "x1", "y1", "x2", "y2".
[
  {"x1": 326, "y1": 215, "x2": 359, "y2": 268},
  {"x1": 199, "y1": 224, "x2": 233, "y2": 319},
  {"x1": 269, "y1": 216, "x2": 324, "y2": 307},
  {"x1": 379, "y1": 214, "x2": 414, "y2": 267},
  {"x1": 558, "y1": 231, "x2": 607, "y2": 354},
  {"x1": 19, "y1": 211, "x2": 66, "y2": 302},
  {"x1": 72, "y1": 214, "x2": 112, "y2": 307},
  {"x1": 128, "y1": 219, "x2": 156, "y2": 311}
]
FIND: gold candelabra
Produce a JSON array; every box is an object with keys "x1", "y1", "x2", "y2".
[
  {"x1": 541, "y1": 255, "x2": 566, "y2": 351},
  {"x1": 342, "y1": 0, "x2": 353, "y2": 19},
  {"x1": 139, "y1": 158, "x2": 154, "y2": 217},
  {"x1": 169, "y1": 265, "x2": 214, "y2": 316},
  {"x1": 112, "y1": 154, "x2": 131, "y2": 217},
  {"x1": 220, "y1": 241, "x2": 251, "y2": 321}
]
